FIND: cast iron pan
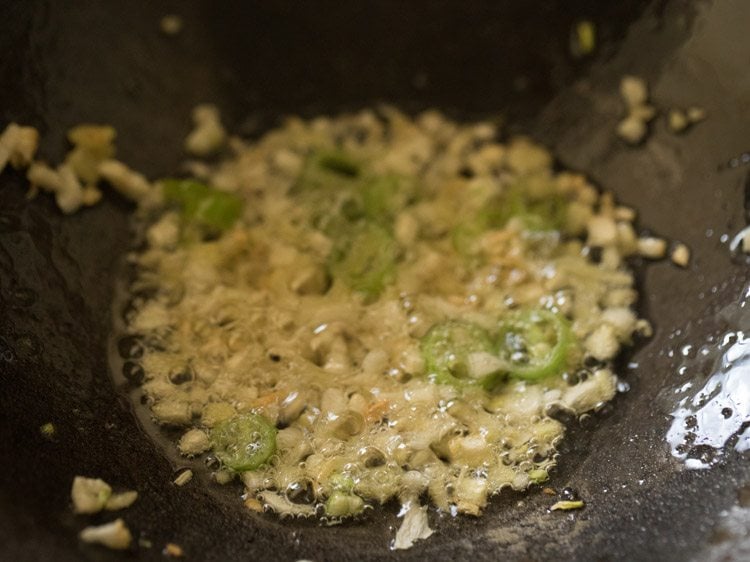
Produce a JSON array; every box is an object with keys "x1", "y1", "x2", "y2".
[{"x1": 2, "y1": 0, "x2": 750, "y2": 560}]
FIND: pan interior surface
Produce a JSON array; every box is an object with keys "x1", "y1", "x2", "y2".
[{"x1": 1, "y1": 1, "x2": 750, "y2": 560}]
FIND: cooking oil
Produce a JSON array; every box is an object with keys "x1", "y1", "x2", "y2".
[{"x1": 666, "y1": 285, "x2": 750, "y2": 468}]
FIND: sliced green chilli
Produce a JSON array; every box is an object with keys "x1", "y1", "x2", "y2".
[
  {"x1": 324, "y1": 491, "x2": 365, "y2": 517},
  {"x1": 497, "y1": 309, "x2": 571, "y2": 380},
  {"x1": 293, "y1": 150, "x2": 359, "y2": 198},
  {"x1": 451, "y1": 177, "x2": 568, "y2": 248},
  {"x1": 210, "y1": 414, "x2": 277, "y2": 472},
  {"x1": 421, "y1": 320, "x2": 497, "y2": 386},
  {"x1": 499, "y1": 180, "x2": 567, "y2": 232},
  {"x1": 451, "y1": 220, "x2": 487, "y2": 258},
  {"x1": 328, "y1": 222, "x2": 398, "y2": 300},
  {"x1": 162, "y1": 178, "x2": 243, "y2": 231},
  {"x1": 316, "y1": 150, "x2": 360, "y2": 177},
  {"x1": 361, "y1": 174, "x2": 414, "y2": 223}
]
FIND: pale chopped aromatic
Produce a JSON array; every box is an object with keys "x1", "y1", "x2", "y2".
[
  {"x1": 616, "y1": 115, "x2": 648, "y2": 145},
  {"x1": 98, "y1": 159, "x2": 154, "y2": 202},
  {"x1": 0, "y1": 123, "x2": 39, "y2": 172},
  {"x1": 671, "y1": 243, "x2": 690, "y2": 267},
  {"x1": 178, "y1": 428, "x2": 211, "y2": 456},
  {"x1": 667, "y1": 109, "x2": 689, "y2": 133},
  {"x1": 686, "y1": 106, "x2": 707, "y2": 123},
  {"x1": 614, "y1": 206, "x2": 636, "y2": 222},
  {"x1": 550, "y1": 500, "x2": 585, "y2": 511},
  {"x1": 71, "y1": 476, "x2": 137, "y2": 514},
  {"x1": 393, "y1": 504, "x2": 434, "y2": 550},
  {"x1": 173, "y1": 469, "x2": 194, "y2": 487},
  {"x1": 668, "y1": 106, "x2": 706, "y2": 134},
  {"x1": 244, "y1": 497, "x2": 263, "y2": 512},
  {"x1": 65, "y1": 124, "x2": 116, "y2": 184},
  {"x1": 617, "y1": 115, "x2": 648, "y2": 145},
  {"x1": 79, "y1": 518, "x2": 133, "y2": 550},
  {"x1": 104, "y1": 490, "x2": 138, "y2": 511},
  {"x1": 637, "y1": 236, "x2": 668, "y2": 259},
  {"x1": 616, "y1": 76, "x2": 656, "y2": 145},
  {"x1": 39, "y1": 422, "x2": 55, "y2": 438},
  {"x1": 629, "y1": 104, "x2": 657, "y2": 122},
  {"x1": 214, "y1": 470, "x2": 234, "y2": 485},
  {"x1": 71, "y1": 476, "x2": 112, "y2": 514},
  {"x1": 620, "y1": 76, "x2": 649, "y2": 108},
  {"x1": 528, "y1": 469, "x2": 549, "y2": 483},
  {"x1": 164, "y1": 543, "x2": 185, "y2": 558},
  {"x1": 184, "y1": 104, "x2": 226, "y2": 156}
]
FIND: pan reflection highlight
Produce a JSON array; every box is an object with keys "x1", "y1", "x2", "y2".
[{"x1": 667, "y1": 288, "x2": 750, "y2": 469}]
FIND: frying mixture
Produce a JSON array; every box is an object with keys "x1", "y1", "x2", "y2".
[{"x1": 116, "y1": 106, "x2": 650, "y2": 545}]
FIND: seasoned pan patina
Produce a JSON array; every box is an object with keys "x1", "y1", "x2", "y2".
[{"x1": 2, "y1": 1, "x2": 750, "y2": 560}]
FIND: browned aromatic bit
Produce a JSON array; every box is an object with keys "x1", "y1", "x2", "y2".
[
  {"x1": 244, "y1": 497, "x2": 263, "y2": 512},
  {"x1": 163, "y1": 542, "x2": 184, "y2": 558},
  {"x1": 550, "y1": 500, "x2": 585, "y2": 511}
]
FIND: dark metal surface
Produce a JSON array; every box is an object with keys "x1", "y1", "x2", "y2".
[{"x1": 1, "y1": 0, "x2": 750, "y2": 560}]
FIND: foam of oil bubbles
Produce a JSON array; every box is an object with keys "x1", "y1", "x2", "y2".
[{"x1": 667, "y1": 286, "x2": 750, "y2": 469}]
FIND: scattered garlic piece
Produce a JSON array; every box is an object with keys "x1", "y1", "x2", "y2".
[
  {"x1": 152, "y1": 400, "x2": 192, "y2": 425},
  {"x1": 504, "y1": 137, "x2": 552, "y2": 174},
  {"x1": 71, "y1": 477, "x2": 112, "y2": 514},
  {"x1": 185, "y1": 104, "x2": 226, "y2": 156},
  {"x1": 614, "y1": 206, "x2": 636, "y2": 222},
  {"x1": 173, "y1": 469, "x2": 194, "y2": 487},
  {"x1": 214, "y1": 470, "x2": 234, "y2": 485},
  {"x1": 0, "y1": 123, "x2": 39, "y2": 171},
  {"x1": 66, "y1": 124, "x2": 116, "y2": 185},
  {"x1": 105, "y1": 491, "x2": 139, "y2": 511},
  {"x1": 178, "y1": 428, "x2": 211, "y2": 455},
  {"x1": 667, "y1": 109, "x2": 689, "y2": 133},
  {"x1": 98, "y1": 159, "x2": 152, "y2": 202},
  {"x1": 164, "y1": 542, "x2": 185, "y2": 557},
  {"x1": 616, "y1": 115, "x2": 647, "y2": 145},
  {"x1": 587, "y1": 215, "x2": 618, "y2": 247},
  {"x1": 551, "y1": 500, "x2": 585, "y2": 511},
  {"x1": 79, "y1": 519, "x2": 133, "y2": 550},
  {"x1": 26, "y1": 162, "x2": 86, "y2": 214},
  {"x1": 671, "y1": 243, "x2": 690, "y2": 267},
  {"x1": 393, "y1": 503, "x2": 434, "y2": 550},
  {"x1": 585, "y1": 324, "x2": 620, "y2": 361},
  {"x1": 616, "y1": 76, "x2": 656, "y2": 145},
  {"x1": 244, "y1": 497, "x2": 263, "y2": 512},
  {"x1": 620, "y1": 76, "x2": 648, "y2": 108},
  {"x1": 27, "y1": 162, "x2": 62, "y2": 193},
  {"x1": 55, "y1": 164, "x2": 85, "y2": 214},
  {"x1": 629, "y1": 104, "x2": 657, "y2": 122},
  {"x1": 71, "y1": 476, "x2": 138, "y2": 513},
  {"x1": 686, "y1": 106, "x2": 707, "y2": 123},
  {"x1": 81, "y1": 185, "x2": 103, "y2": 206},
  {"x1": 637, "y1": 236, "x2": 668, "y2": 259}
]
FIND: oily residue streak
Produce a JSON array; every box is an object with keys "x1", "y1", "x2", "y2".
[{"x1": 667, "y1": 286, "x2": 750, "y2": 469}]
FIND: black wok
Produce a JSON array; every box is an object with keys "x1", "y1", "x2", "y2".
[{"x1": 2, "y1": 1, "x2": 750, "y2": 560}]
